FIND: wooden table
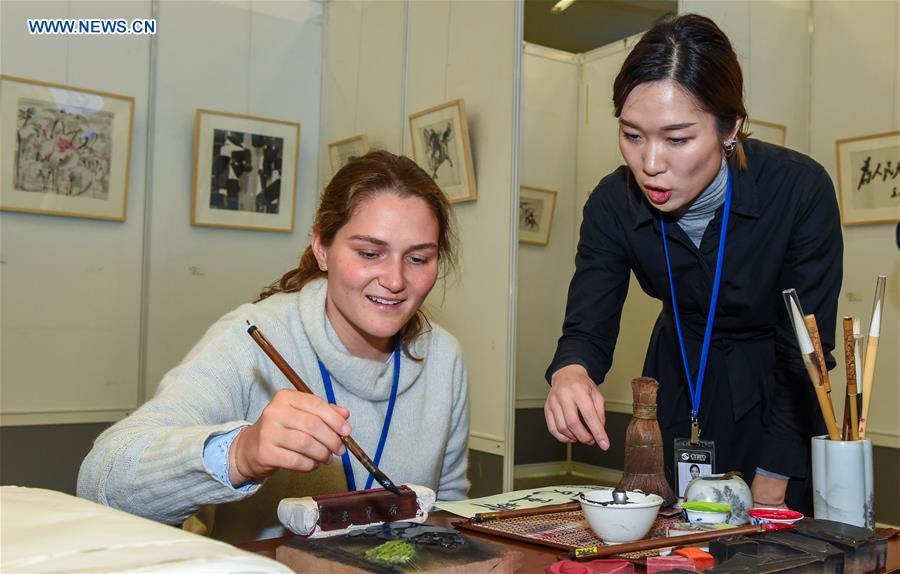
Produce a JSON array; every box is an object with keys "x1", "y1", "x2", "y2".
[{"x1": 238, "y1": 513, "x2": 900, "y2": 573}]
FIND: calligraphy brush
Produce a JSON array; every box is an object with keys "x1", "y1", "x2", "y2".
[
  {"x1": 859, "y1": 275, "x2": 887, "y2": 440},
  {"x1": 841, "y1": 318, "x2": 863, "y2": 440},
  {"x1": 842, "y1": 317, "x2": 859, "y2": 441},
  {"x1": 803, "y1": 314, "x2": 838, "y2": 437},
  {"x1": 246, "y1": 322, "x2": 402, "y2": 495},
  {"x1": 782, "y1": 289, "x2": 840, "y2": 441},
  {"x1": 569, "y1": 522, "x2": 795, "y2": 560}
]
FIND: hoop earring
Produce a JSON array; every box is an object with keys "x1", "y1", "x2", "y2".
[{"x1": 723, "y1": 139, "x2": 737, "y2": 157}]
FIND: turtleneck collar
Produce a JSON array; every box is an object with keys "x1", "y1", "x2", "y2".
[
  {"x1": 297, "y1": 277, "x2": 427, "y2": 401},
  {"x1": 676, "y1": 158, "x2": 728, "y2": 247}
]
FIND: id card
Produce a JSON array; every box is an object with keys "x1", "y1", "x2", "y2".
[{"x1": 674, "y1": 438, "x2": 715, "y2": 497}]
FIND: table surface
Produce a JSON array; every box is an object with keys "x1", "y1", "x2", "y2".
[{"x1": 238, "y1": 513, "x2": 900, "y2": 573}]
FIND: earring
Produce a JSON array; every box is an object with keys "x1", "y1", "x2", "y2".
[
  {"x1": 318, "y1": 262, "x2": 327, "y2": 272},
  {"x1": 723, "y1": 139, "x2": 737, "y2": 156}
]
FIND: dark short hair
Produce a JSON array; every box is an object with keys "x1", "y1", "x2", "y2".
[{"x1": 613, "y1": 14, "x2": 749, "y2": 169}]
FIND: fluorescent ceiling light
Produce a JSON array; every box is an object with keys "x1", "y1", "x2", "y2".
[{"x1": 551, "y1": 0, "x2": 576, "y2": 14}]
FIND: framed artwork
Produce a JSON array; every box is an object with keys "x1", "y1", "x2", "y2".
[
  {"x1": 746, "y1": 118, "x2": 786, "y2": 146},
  {"x1": 0, "y1": 75, "x2": 134, "y2": 221},
  {"x1": 327, "y1": 134, "x2": 369, "y2": 174},
  {"x1": 409, "y1": 99, "x2": 477, "y2": 203},
  {"x1": 192, "y1": 109, "x2": 300, "y2": 232},
  {"x1": 518, "y1": 186, "x2": 557, "y2": 246},
  {"x1": 835, "y1": 131, "x2": 900, "y2": 226}
]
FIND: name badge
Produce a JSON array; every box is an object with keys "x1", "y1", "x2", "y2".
[{"x1": 674, "y1": 438, "x2": 716, "y2": 498}]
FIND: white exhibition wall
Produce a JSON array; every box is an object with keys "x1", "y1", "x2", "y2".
[
  {"x1": 517, "y1": 0, "x2": 898, "y2": 449},
  {"x1": 405, "y1": 0, "x2": 518, "y2": 461},
  {"x1": 1, "y1": 0, "x2": 325, "y2": 422},
  {"x1": 318, "y1": 0, "x2": 405, "y2": 192},
  {"x1": 1, "y1": 0, "x2": 153, "y2": 424},
  {"x1": 516, "y1": 44, "x2": 579, "y2": 409}
]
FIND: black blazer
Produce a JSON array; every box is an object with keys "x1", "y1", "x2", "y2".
[{"x1": 547, "y1": 139, "x2": 843, "y2": 480}]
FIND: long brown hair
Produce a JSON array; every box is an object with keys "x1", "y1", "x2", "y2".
[
  {"x1": 258, "y1": 150, "x2": 457, "y2": 358},
  {"x1": 613, "y1": 14, "x2": 750, "y2": 170}
]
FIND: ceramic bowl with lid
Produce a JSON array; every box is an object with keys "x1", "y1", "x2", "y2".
[
  {"x1": 578, "y1": 489, "x2": 664, "y2": 544},
  {"x1": 683, "y1": 473, "x2": 753, "y2": 525}
]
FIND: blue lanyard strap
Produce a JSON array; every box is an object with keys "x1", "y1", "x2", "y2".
[
  {"x1": 317, "y1": 347, "x2": 401, "y2": 491},
  {"x1": 659, "y1": 166, "x2": 732, "y2": 424}
]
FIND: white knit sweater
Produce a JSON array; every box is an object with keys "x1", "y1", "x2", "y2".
[{"x1": 77, "y1": 278, "x2": 470, "y2": 530}]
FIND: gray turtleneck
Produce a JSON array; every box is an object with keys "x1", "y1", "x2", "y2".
[{"x1": 677, "y1": 159, "x2": 728, "y2": 247}]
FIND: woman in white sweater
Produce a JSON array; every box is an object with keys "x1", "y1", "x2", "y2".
[{"x1": 77, "y1": 151, "x2": 469, "y2": 541}]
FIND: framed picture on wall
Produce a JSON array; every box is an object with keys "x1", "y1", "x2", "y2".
[
  {"x1": 327, "y1": 134, "x2": 369, "y2": 174},
  {"x1": 835, "y1": 130, "x2": 900, "y2": 226},
  {"x1": 192, "y1": 109, "x2": 300, "y2": 232},
  {"x1": 518, "y1": 186, "x2": 557, "y2": 246},
  {"x1": 409, "y1": 99, "x2": 477, "y2": 203},
  {"x1": 746, "y1": 118, "x2": 786, "y2": 146},
  {"x1": 0, "y1": 75, "x2": 134, "y2": 221}
]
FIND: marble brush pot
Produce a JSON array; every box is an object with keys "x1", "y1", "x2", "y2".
[{"x1": 578, "y1": 489, "x2": 664, "y2": 544}]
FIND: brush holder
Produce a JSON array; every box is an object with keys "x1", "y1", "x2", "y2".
[{"x1": 811, "y1": 435, "x2": 874, "y2": 529}]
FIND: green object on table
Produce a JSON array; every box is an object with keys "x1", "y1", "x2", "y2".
[
  {"x1": 365, "y1": 539, "x2": 415, "y2": 564},
  {"x1": 683, "y1": 501, "x2": 731, "y2": 512}
]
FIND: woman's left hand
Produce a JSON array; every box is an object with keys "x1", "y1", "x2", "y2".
[{"x1": 750, "y1": 474, "x2": 789, "y2": 509}]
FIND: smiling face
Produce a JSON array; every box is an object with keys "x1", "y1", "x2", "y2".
[
  {"x1": 618, "y1": 80, "x2": 739, "y2": 213},
  {"x1": 312, "y1": 192, "x2": 440, "y2": 360}
]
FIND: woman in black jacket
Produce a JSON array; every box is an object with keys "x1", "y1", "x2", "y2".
[{"x1": 544, "y1": 14, "x2": 842, "y2": 514}]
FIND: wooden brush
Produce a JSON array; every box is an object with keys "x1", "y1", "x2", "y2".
[
  {"x1": 859, "y1": 275, "x2": 886, "y2": 439},
  {"x1": 615, "y1": 377, "x2": 677, "y2": 506},
  {"x1": 782, "y1": 290, "x2": 840, "y2": 441},
  {"x1": 804, "y1": 314, "x2": 838, "y2": 432},
  {"x1": 842, "y1": 317, "x2": 859, "y2": 440}
]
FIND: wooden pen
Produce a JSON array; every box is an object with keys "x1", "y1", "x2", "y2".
[
  {"x1": 246, "y1": 322, "x2": 402, "y2": 495},
  {"x1": 859, "y1": 275, "x2": 886, "y2": 440},
  {"x1": 783, "y1": 290, "x2": 840, "y2": 441},
  {"x1": 473, "y1": 501, "x2": 581, "y2": 523},
  {"x1": 569, "y1": 522, "x2": 794, "y2": 560},
  {"x1": 842, "y1": 317, "x2": 859, "y2": 440}
]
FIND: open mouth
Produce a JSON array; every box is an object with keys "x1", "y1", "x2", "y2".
[
  {"x1": 366, "y1": 295, "x2": 404, "y2": 306},
  {"x1": 644, "y1": 185, "x2": 672, "y2": 205}
]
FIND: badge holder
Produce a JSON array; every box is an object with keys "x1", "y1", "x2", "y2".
[{"x1": 674, "y1": 434, "x2": 716, "y2": 498}]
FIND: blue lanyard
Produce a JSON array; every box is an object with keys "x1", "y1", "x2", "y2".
[
  {"x1": 316, "y1": 347, "x2": 400, "y2": 491},
  {"x1": 659, "y1": 166, "x2": 732, "y2": 428}
]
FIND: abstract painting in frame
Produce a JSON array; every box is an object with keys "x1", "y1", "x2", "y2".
[
  {"x1": 0, "y1": 75, "x2": 134, "y2": 221},
  {"x1": 409, "y1": 99, "x2": 477, "y2": 203},
  {"x1": 835, "y1": 131, "x2": 899, "y2": 226},
  {"x1": 192, "y1": 109, "x2": 300, "y2": 232},
  {"x1": 519, "y1": 186, "x2": 557, "y2": 246},
  {"x1": 327, "y1": 134, "x2": 369, "y2": 174},
  {"x1": 746, "y1": 118, "x2": 786, "y2": 146}
]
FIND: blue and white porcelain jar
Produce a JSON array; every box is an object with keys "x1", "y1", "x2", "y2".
[{"x1": 683, "y1": 473, "x2": 752, "y2": 525}]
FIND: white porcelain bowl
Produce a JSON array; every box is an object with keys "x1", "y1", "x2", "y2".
[
  {"x1": 578, "y1": 490, "x2": 664, "y2": 544},
  {"x1": 684, "y1": 508, "x2": 730, "y2": 524}
]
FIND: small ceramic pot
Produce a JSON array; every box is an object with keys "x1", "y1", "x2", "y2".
[
  {"x1": 683, "y1": 473, "x2": 752, "y2": 525},
  {"x1": 682, "y1": 501, "x2": 731, "y2": 524}
]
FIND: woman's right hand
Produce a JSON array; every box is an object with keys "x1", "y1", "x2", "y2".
[
  {"x1": 227, "y1": 389, "x2": 350, "y2": 485},
  {"x1": 544, "y1": 364, "x2": 610, "y2": 450}
]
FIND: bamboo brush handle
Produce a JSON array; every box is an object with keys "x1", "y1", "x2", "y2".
[
  {"x1": 804, "y1": 315, "x2": 839, "y2": 434},
  {"x1": 804, "y1": 315, "x2": 831, "y2": 392},
  {"x1": 843, "y1": 318, "x2": 859, "y2": 441},
  {"x1": 803, "y1": 358, "x2": 841, "y2": 441},
  {"x1": 858, "y1": 335, "x2": 880, "y2": 439}
]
